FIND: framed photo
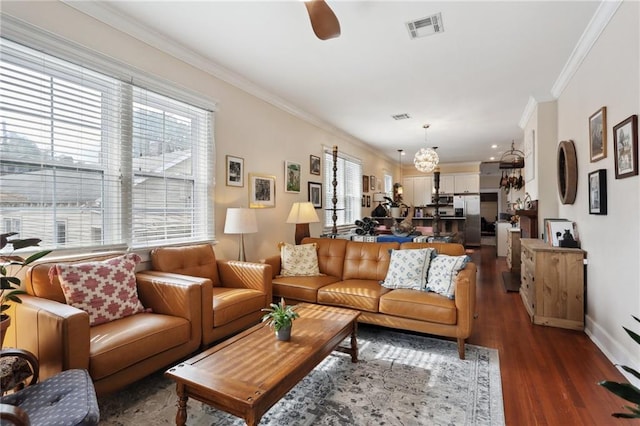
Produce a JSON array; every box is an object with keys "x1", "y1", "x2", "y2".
[
  {"x1": 310, "y1": 155, "x2": 321, "y2": 176},
  {"x1": 225, "y1": 155, "x2": 244, "y2": 187},
  {"x1": 589, "y1": 107, "x2": 607, "y2": 162},
  {"x1": 613, "y1": 114, "x2": 638, "y2": 179},
  {"x1": 362, "y1": 175, "x2": 369, "y2": 193},
  {"x1": 370, "y1": 175, "x2": 376, "y2": 191},
  {"x1": 249, "y1": 173, "x2": 276, "y2": 208},
  {"x1": 361, "y1": 195, "x2": 365, "y2": 207},
  {"x1": 308, "y1": 181, "x2": 322, "y2": 208},
  {"x1": 284, "y1": 161, "x2": 301, "y2": 193},
  {"x1": 366, "y1": 195, "x2": 371, "y2": 207},
  {"x1": 588, "y1": 169, "x2": 607, "y2": 215}
]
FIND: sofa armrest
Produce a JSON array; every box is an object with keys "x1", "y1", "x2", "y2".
[
  {"x1": 135, "y1": 271, "x2": 205, "y2": 347},
  {"x1": 217, "y1": 260, "x2": 273, "y2": 307},
  {"x1": 259, "y1": 255, "x2": 281, "y2": 278},
  {"x1": 15, "y1": 295, "x2": 90, "y2": 377},
  {"x1": 454, "y1": 262, "x2": 477, "y2": 339}
]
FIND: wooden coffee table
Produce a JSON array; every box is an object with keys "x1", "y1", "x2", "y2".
[{"x1": 165, "y1": 303, "x2": 360, "y2": 425}]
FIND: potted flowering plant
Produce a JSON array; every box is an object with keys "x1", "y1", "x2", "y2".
[
  {"x1": 261, "y1": 297, "x2": 299, "y2": 341},
  {"x1": 1, "y1": 233, "x2": 51, "y2": 345}
]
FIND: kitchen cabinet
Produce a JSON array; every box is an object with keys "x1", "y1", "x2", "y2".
[
  {"x1": 454, "y1": 173, "x2": 480, "y2": 194},
  {"x1": 496, "y1": 221, "x2": 511, "y2": 256},
  {"x1": 520, "y1": 239, "x2": 585, "y2": 330},
  {"x1": 506, "y1": 228, "x2": 521, "y2": 274},
  {"x1": 402, "y1": 176, "x2": 432, "y2": 206},
  {"x1": 434, "y1": 175, "x2": 454, "y2": 195}
]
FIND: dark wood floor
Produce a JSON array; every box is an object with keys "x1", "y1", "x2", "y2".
[{"x1": 467, "y1": 245, "x2": 628, "y2": 425}]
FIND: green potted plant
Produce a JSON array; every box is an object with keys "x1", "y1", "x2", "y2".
[
  {"x1": 598, "y1": 315, "x2": 640, "y2": 418},
  {"x1": 1, "y1": 233, "x2": 51, "y2": 346},
  {"x1": 261, "y1": 297, "x2": 300, "y2": 341}
]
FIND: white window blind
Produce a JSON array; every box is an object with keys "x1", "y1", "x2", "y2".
[
  {"x1": 0, "y1": 38, "x2": 213, "y2": 250},
  {"x1": 323, "y1": 148, "x2": 362, "y2": 228}
]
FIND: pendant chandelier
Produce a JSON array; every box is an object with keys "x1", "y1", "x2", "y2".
[{"x1": 414, "y1": 124, "x2": 439, "y2": 173}]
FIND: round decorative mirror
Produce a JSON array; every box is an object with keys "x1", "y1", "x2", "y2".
[{"x1": 557, "y1": 140, "x2": 577, "y2": 204}]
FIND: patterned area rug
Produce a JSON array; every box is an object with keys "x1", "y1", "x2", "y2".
[{"x1": 99, "y1": 327, "x2": 504, "y2": 425}]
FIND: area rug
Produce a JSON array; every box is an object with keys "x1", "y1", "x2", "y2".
[{"x1": 98, "y1": 327, "x2": 504, "y2": 425}]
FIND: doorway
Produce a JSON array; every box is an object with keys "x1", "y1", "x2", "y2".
[{"x1": 480, "y1": 192, "x2": 498, "y2": 246}]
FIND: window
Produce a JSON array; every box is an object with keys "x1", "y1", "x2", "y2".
[
  {"x1": 384, "y1": 172, "x2": 393, "y2": 197},
  {"x1": 323, "y1": 148, "x2": 362, "y2": 229},
  {"x1": 3, "y1": 218, "x2": 21, "y2": 235},
  {"x1": 0, "y1": 38, "x2": 213, "y2": 250}
]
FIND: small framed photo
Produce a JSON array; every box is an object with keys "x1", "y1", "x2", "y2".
[
  {"x1": 225, "y1": 155, "x2": 244, "y2": 187},
  {"x1": 308, "y1": 181, "x2": 322, "y2": 208},
  {"x1": 310, "y1": 155, "x2": 321, "y2": 176},
  {"x1": 249, "y1": 173, "x2": 276, "y2": 208},
  {"x1": 284, "y1": 161, "x2": 301, "y2": 193},
  {"x1": 370, "y1": 175, "x2": 376, "y2": 191},
  {"x1": 366, "y1": 195, "x2": 371, "y2": 207},
  {"x1": 362, "y1": 175, "x2": 369, "y2": 193},
  {"x1": 588, "y1": 169, "x2": 607, "y2": 215},
  {"x1": 613, "y1": 114, "x2": 638, "y2": 179},
  {"x1": 361, "y1": 195, "x2": 365, "y2": 207},
  {"x1": 589, "y1": 107, "x2": 607, "y2": 162}
]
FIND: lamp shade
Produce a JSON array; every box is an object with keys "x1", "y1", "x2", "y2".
[
  {"x1": 224, "y1": 208, "x2": 258, "y2": 234},
  {"x1": 286, "y1": 202, "x2": 320, "y2": 224},
  {"x1": 372, "y1": 193, "x2": 386, "y2": 203}
]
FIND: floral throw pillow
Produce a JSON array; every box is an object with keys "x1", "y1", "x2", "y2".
[
  {"x1": 50, "y1": 253, "x2": 147, "y2": 326},
  {"x1": 381, "y1": 248, "x2": 435, "y2": 290},
  {"x1": 425, "y1": 254, "x2": 470, "y2": 299},
  {"x1": 279, "y1": 242, "x2": 321, "y2": 276}
]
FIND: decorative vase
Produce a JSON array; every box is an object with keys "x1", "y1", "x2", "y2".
[
  {"x1": 1, "y1": 315, "x2": 11, "y2": 347},
  {"x1": 276, "y1": 325, "x2": 292, "y2": 341},
  {"x1": 390, "y1": 207, "x2": 401, "y2": 218}
]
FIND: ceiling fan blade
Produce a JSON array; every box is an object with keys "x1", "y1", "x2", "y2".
[{"x1": 304, "y1": 0, "x2": 341, "y2": 40}]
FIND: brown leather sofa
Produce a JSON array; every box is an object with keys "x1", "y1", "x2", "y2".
[
  {"x1": 149, "y1": 244, "x2": 272, "y2": 346},
  {"x1": 15, "y1": 253, "x2": 202, "y2": 396},
  {"x1": 262, "y1": 238, "x2": 477, "y2": 359}
]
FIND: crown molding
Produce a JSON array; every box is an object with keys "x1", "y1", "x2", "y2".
[
  {"x1": 550, "y1": 0, "x2": 623, "y2": 98},
  {"x1": 518, "y1": 96, "x2": 538, "y2": 129},
  {"x1": 60, "y1": 1, "x2": 363, "y2": 146}
]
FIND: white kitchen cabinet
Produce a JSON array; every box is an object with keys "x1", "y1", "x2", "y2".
[
  {"x1": 433, "y1": 175, "x2": 455, "y2": 195},
  {"x1": 402, "y1": 176, "x2": 432, "y2": 206},
  {"x1": 454, "y1": 173, "x2": 480, "y2": 194}
]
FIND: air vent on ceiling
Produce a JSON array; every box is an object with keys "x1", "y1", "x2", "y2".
[
  {"x1": 406, "y1": 13, "x2": 444, "y2": 40},
  {"x1": 391, "y1": 113, "x2": 411, "y2": 120}
]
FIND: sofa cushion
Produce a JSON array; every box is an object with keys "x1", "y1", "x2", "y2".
[
  {"x1": 273, "y1": 275, "x2": 342, "y2": 303},
  {"x1": 51, "y1": 253, "x2": 146, "y2": 326},
  {"x1": 379, "y1": 289, "x2": 457, "y2": 325},
  {"x1": 279, "y1": 242, "x2": 321, "y2": 276},
  {"x1": 212, "y1": 287, "x2": 266, "y2": 327},
  {"x1": 317, "y1": 279, "x2": 391, "y2": 312},
  {"x1": 426, "y1": 254, "x2": 470, "y2": 299},
  {"x1": 342, "y1": 241, "x2": 399, "y2": 281},
  {"x1": 89, "y1": 312, "x2": 190, "y2": 380},
  {"x1": 381, "y1": 248, "x2": 435, "y2": 290}
]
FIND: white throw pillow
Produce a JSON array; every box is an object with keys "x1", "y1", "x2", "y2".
[
  {"x1": 279, "y1": 242, "x2": 321, "y2": 276},
  {"x1": 425, "y1": 254, "x2": 470, "y2": 299},
  {"x1": 381, "y1": 248, "x2": 435, "y2": 290}
]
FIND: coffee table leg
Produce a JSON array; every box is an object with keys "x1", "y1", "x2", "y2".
[
  {"x1": 176, "y1": 383, "x2": 188, "y2": 426},
  {"x1": 350, "y1": 320, "x2": 358, "y2": 363}
]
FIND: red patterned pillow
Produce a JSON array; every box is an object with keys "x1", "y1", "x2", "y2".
[{"x1": 49, "y1": 253, "x2": 147, "y2": 326}]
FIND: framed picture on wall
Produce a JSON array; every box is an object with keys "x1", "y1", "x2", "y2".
[
  {"x1": 588, "y1": 169, "x2": 607, "y2": 215},
  {"x1": 308, "y1": 181, "x2": 322, "y2": 208},
  {"x1": 310, "y1": 155, "x2": 321, "y2": 176},
  {"x1": 370, "y1": 175, "x2": 376, "y2": 191},
  {"x1": 589, "y1": 107, "x2": 607, "y2": 162},
  {"x1": 249, "y1": 173, "x2": 276, "y2": 208},
  {"x1": 284, "y1": 161, "x2": 301, "y2": 193},
  {"x1": 362, "y1": 175, "x2": 369, "y2": 193},
  {"x1": 225, "y1": 155, "x2": 244, "y2": 187},
  {"x1": 613, "y1": 114, "x2": 638, "y2": 179}
]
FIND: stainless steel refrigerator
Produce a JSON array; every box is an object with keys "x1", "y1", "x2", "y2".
[{"x1": 454, "y1": 195, "x2": 481, "y2": 246}]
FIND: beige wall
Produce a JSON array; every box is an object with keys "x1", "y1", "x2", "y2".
[
  {"x1": 1, "y1": 1, "x2": 396, "y2": 261},
  {"x1": 534, "y1": 1, "x2": 639, "y2": 375}
]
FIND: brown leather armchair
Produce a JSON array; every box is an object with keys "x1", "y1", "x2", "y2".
[
  {"x1": 149, "y1": 244, "x2": 272, "y2": 346},
  {"x1": 15, "y1": 253, "x2": 202, "y2": 396}
]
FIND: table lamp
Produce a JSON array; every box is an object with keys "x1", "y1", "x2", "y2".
[
  {"x1": 286, "y1": 202, "x2": 320, "y2": 244},
  {"x1": 224, "y1": 208, "x2": 258, "y2": 261}
]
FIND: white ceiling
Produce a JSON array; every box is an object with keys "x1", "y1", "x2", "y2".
[{"x1": 67, "y1": 1, "x2": 601, "y2": 164}]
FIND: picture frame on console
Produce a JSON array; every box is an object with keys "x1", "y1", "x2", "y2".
[
  {"x1": 589, "y1": 106, "x2": 607, "y2": 162},
  {"x1": 284, "y1": 161, "x2": 301, "y2": 193},
  {"x1": 588, "y1": 169, "x2": 607, "y2": 215},
  {"x1": 225, "y1": 155, "x2": 244, "y2": 187},
  {"x1": 310, "y1": 155, "x2": 321, "y2": 176},
  {"x1": 613, "y1": 114, "x2": 638, "y2": 179},
  {"x1": 308, "y1": 181, "x2": 322, "y2": 209},
  {"x1": 249, "y1": 173, "x2": 276, "y2": 208}
]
